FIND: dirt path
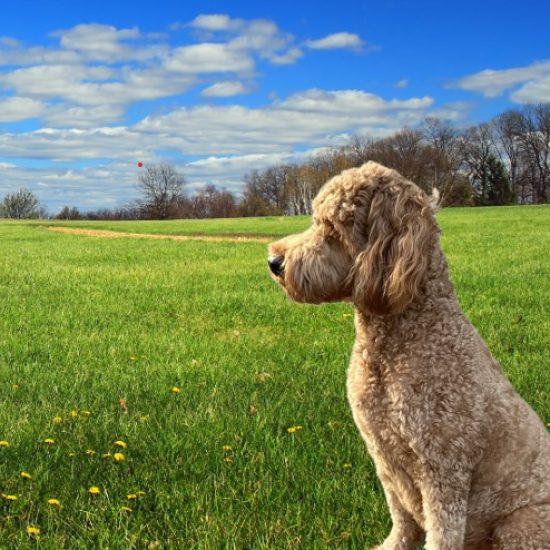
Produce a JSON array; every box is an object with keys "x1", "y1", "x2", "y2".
[{"x1": 47, "y1": 226, "x2": 271, "y2": 243}]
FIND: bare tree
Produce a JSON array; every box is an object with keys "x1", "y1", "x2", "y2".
[
  {"x1": 283, "y1": 165, "x2": 316, "y2": 215},
  {"x1": 422, "y1": 117, "x2": 463, "y2": 204},
  {"x1": 1, "y1": 188, "x2": 41, "y2": 219},
  {"x1": 188, "y1": 185, "x2": 239, "y2": 218},
  {"x1": 461, "y1": 123, "x2": 514, "y2": 205},
  {"x1": 365, "y1": 128, "x2": 433, "y2": 191},
  {"x1": 135, "y1": 163, "x2": 186, "y2": 219},
  {"x1": 519, "y1": 104, "x2": 550, "y2": 203},
  {"x1": 56, "y1": 206, "x2": 82, "y2": 220},
  {"x1": 491, "y1": 110, "x2": 524, "y2": 199}
]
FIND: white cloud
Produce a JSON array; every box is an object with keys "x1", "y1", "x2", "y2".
[
  {"x1": 0, "y1": 88, "x2": 436, "y2": 167},
  {"x1": 55, "y1": 24, "x2": 142, "y2": 61},
  {"x1": 306, "y1": 32, "x2": 364, "y2": 51},
  {"x1": 0, "y1": 36, "x2": 20, "y2": 47},
  {"x1": 189, "y1": 14, "x2": 235, "y2": 31},
  {"x1": 0, "y1": 96, "x2": 45, "y2": 122},
  {"x1": 269, "y1": 47, "x2": 303, "y2": 65},
  {"x1": 511, "y1": 74, "x2": 550, "y2": 103},
  {"x1": 280, "y1": 89, "x2": 432, "y2": 115},
  {"x1": 395, "y1": 79, "x2": 409, "y2": 89},
  {"x1": 0, "y1": 16, "x2": 313, "y2": 129},
  {"x1": 201, "y1": 81, "x2": 247, "y2": 97},
  {"x1": 0, "y1": 18, "x2": 448, "y2": 211},
  {"x1": 452, "y1": 60, "x2": 550, "y2": 99},
  {"x1": 165, "y1": 43, "x2": 254, "y2": 73}
]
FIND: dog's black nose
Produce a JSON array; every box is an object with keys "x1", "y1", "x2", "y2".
[{"x1": 268, "y1": 255, "x2": 285, "y2": 276}]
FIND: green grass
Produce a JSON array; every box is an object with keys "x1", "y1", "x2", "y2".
[
  {"x1": 36, "y1": 215, "x2": 311, "y2": 239},
  {"x1": 1, "y1": 205, "x2": 549, "y2": 548}
]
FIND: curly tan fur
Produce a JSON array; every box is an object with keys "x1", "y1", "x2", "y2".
[{"x1": 268, "y1": 162, "x2": 550, "y2": 549}]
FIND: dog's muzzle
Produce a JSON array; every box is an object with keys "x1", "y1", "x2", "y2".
[{"x1": 267, "y1": 255, "x2": 285, "y2": 277}]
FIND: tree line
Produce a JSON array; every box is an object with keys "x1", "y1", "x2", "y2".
[
  {"x1": 241, "y1": 103, "x2": 550, "y2": 214},
  {"x1": 1, "y1": 103, "x2": 548, "y2": 220}
]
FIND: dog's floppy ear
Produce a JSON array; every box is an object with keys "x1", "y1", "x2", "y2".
[{"x1": 352, "y1": 184, "x2": 434, "y2": 315}]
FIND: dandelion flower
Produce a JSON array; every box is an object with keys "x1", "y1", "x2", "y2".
[
  {"x1": 224, "y1": 457, "x2": 234, "y2": 464},
  {"x1": 47, "y1": 498, "x2": 61, "y2": 508},
  {"x1": 171, "y1": 386, "x2": 181, "y2": 394},
  {"x1": 2, "y1": 494, "x2": 17, "y2": 501},
  {"x1": 222, "y1": 445, "x2": 233, "y2": 452},
  {"x1": 43, "y1": 438, "x2": 55, "y2": 445},
  {"x1": 287, "y1": 425, "x2": 303, "y2": 434},
  {"x1": 85, "y1": 449, "x2": 96, "y2": 456},
  {"x1": 20, "y1": 471, "x2": 32, "y2": 480},
  {"x1": 127, "y1": 493, "x2": 137, "y2": 500},
  {"x1": 52, "y1": 416, "x2": 62, "y2": 424},
  {"x1": 26, "y1": 526, "x2": 40, "y2": 537},
  {"x1": 121, "y1": 506, "x2": 133, "y2": 513},
  {"x1": 114, "y1": 440, "x2": 127, "y2": 449},
  {"x1": 113, "y1": 452, "x2": 125, "y2": 462},
  {"x1": 69, "y1": 410, "x2": 78, "y2": 418},
  {"x1": 88, "y1": 486, "x2": 100, "y2": 495},
  {"x1": 0, "y1": 440, "x2": 10, "y2": 447},
  {"x1": 102, "y1": 453, "x2": 112, "y2": 459},
  {"x1": 136, "y1": 490, "x2": 146, "y2": 497}
]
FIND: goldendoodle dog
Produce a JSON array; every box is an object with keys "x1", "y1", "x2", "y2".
[{"x1": 268, "y1": 162, "x2": 550, "y2": 549}]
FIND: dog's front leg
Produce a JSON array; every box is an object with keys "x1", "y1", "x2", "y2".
[
  {"x1": 420, "y1": 480, "x2": 469, "y2": 550},
  {"x1": 372, "y1": 487, "x2": 424, "y2": 550}
]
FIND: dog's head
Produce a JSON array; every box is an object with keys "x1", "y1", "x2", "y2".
[{"x1": 268, "y1": 162, "x2": 439, "y2": 315}]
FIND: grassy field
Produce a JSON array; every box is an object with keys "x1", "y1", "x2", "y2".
[{"x1": 1, "y1": 205, "x2": 549, "y2": 548}]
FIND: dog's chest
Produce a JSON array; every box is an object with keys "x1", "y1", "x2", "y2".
[{"x1": 346, "y1": 354, "x2": 425, "y2": 522}]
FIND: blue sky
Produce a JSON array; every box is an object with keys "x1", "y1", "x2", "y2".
[{"x1": 1, "y1": 0, "x2": 549, "y2": 211}]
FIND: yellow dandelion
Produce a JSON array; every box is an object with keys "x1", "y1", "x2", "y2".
[
  {"x1": 26, "y1": 526, "x2": 40, "y2": 537},
  {"x1": 127, "y1": 493, "x2": 137, "y2": 500},
  {"x1": 121, "y1": 506, "x2": 133, "y2": 513},
  {"x1": 2, "y1": 494, "x2": 18, "y2": 501},
  {"x1": 52, "y1": 416, "x2": 62, "y2": 424},
  {"x1": 88, "y1": 486, "x2": 100, "y2": 495},
  {"x1": 114, "y1": 440, "x2": 127, "y2": 449},
  {"x1": 47, "y1": 498, "x2": 61, "y2": 508},
  {"x1": 0, "y1": 440, "x2": 10, "y2": 447},
  {"x1": 85, "y1": 449, "x2": 96, "y2": 456},
  {"x1": 69, "y1": 410, "x2": 78, "y2": 418},
  {"x1": 136, "y1": 490, "x2": 146, "y2": 497},
  {"x1": 171, "y1": 386, "x2": 181, "y2": 394},
  {"x1": 20, "y1": 471, "x2": 32, "y2": 480},
  {"x1": 222, "y1": 445, "x2": 233, "y2": 452},
  {"x1": 113, "y1": 452, "x2": 125, "y2": 462},
  {"x1": 43, "y1": 438, "x2": 55, "y2": 445},
  {"x1": 287, "y1": 425, "x2": 303, "y2": 434},
  {"x1": 224, "y1": 457, "x2": 234, "y2": 464},
  {"x1": 102, "y1": 453, "x2": 112, "y2": 459}
]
